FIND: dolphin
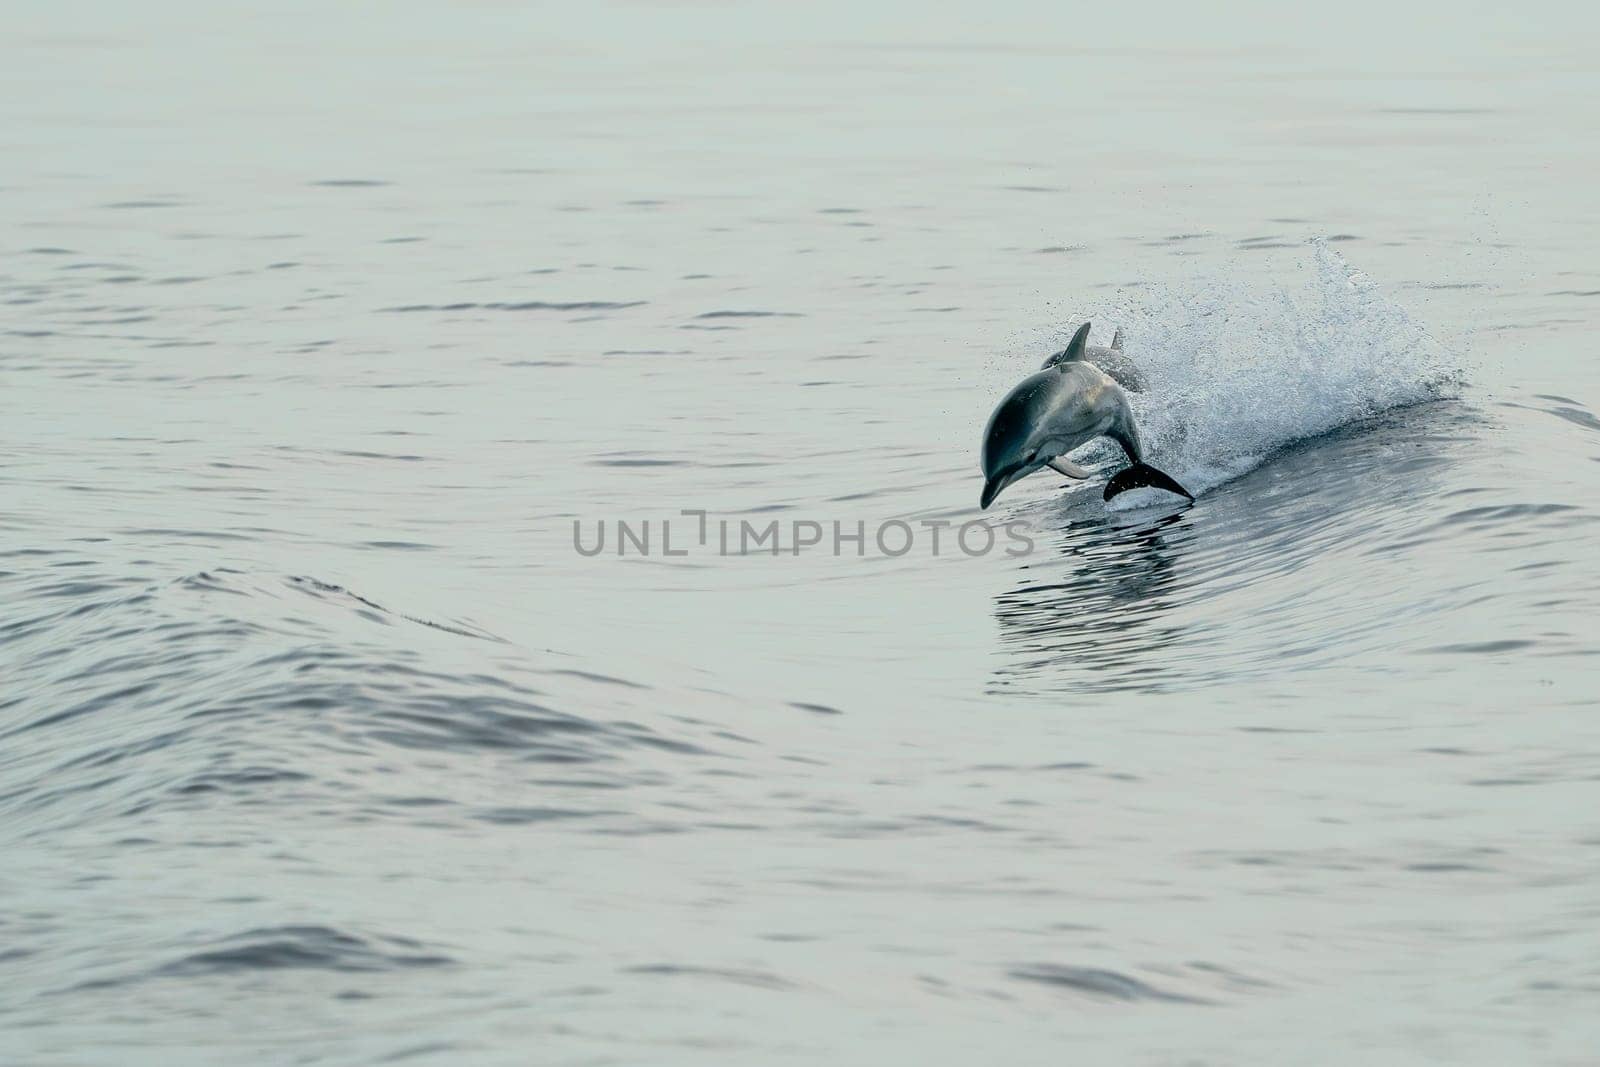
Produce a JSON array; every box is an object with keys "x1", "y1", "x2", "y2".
[
  {"x1": 1041, "y1": 322, "x2": 1145, "y2": 391},
  {"x1": 979, "y1": 322, "x2": 1192, "y2": 509}
]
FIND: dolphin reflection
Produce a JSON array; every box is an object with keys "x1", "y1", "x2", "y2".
[{"x1": 991, "y1": 512, "x2": 1190, "y2": 693}]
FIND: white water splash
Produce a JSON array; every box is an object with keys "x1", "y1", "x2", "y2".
[{"x1": 1093, "y1": 241, "x2": 1464, "y2": 502}]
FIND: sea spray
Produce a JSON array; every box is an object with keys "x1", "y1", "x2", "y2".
[{"x1": 1091, "y1": 241, "x2": 1464, "y2": 501}]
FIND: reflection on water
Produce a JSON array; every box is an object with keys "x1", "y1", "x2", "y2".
[{"x1": 994, "y1": 512, "x2": 1188, "y2": 691}]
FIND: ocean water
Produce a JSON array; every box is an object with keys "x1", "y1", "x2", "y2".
[{"x1": 5, "y1": 3, "x2": 1600, "y2": 1063}]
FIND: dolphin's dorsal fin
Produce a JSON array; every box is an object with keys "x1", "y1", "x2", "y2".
[
  {"x1": 1042, "y1": 321, "x2": 1093, "y2": 371},
  {"x1": 1111, "y1": 327, "x2": 1124, "y2": 351},
  {"x1": 1065, "y1": 321, "x2": 1092, "y2": 361}
]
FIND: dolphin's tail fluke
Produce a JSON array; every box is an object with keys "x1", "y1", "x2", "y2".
[{"x1": 1103, "y1": 462, "x2": 1193, "y2": 503}]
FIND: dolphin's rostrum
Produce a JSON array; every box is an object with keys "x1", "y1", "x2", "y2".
[{"x1": 979, "y1": 322, "x2": 1193, "y2": 509}]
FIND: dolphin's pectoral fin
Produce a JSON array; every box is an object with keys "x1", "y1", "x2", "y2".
[
  {"x1": 1110, "y1": 327, "x2": 1125, "y2": 351},
  {"x1": 1103, "y1": 462, "x2": 1194, "y2": 503},
  {"x1": 1048, "y1": 457, "x2": 1094, "y2": 480}
]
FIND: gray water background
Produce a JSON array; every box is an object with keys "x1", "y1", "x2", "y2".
[{"x1": 4, "y1": 2, "x2": 1600, "y2": 1063}]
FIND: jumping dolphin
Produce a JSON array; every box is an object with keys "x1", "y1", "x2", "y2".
[
  {"x1": 1041, "y1": 322, "x2": 1145, "y2": 391},
  {"x1": 979, "y1": 322, "x2": 1192, "y2": 509}
]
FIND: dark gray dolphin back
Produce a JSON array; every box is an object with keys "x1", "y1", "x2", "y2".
[{"x1": 1041, "y1": 321, "x2": 1146, "y2": 392}]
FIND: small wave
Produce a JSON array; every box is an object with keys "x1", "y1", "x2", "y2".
[
  {"x1": 286, "y1": 575, "x2": 501, "y2": 641},
  {"x1": 101, "y1": 199, "x2": 183, "y2": 210},
  {"x1": 693, "y1": 309, "x2": 804, "y2": 319},
  {"x1": 622, "y1": 963, "x2": 797, "y2": 990},
  {"x1": 592, "y1": 458, "x2": 687, "y2": 468},
  {"x1": 1503, "y1": 397, "x2": 1600, "y2": 434},
  {"x1": 0, "y1": 562, "x2": 729, "y2": 839},
  {"x1": 383, "y1": 300, "x2": 644, "y2": 313},
  {"x1": 1008, "y1": 964, "x2": 1210, "y2": 1004},
  {"x1": 790, "y1": 701, "x2": 843, "y2": 716},
  {"x1": 156, "y1": 925, "x2": 451, "y2": 976}
]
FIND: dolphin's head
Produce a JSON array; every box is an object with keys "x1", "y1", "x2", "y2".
[{"x1": 979, "y1": 369, "x2": 1066, "y2": 509}]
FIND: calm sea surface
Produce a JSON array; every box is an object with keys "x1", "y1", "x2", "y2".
[{"x1": 5, "y1": 3, "x2": 1599, "y2": 1063}]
